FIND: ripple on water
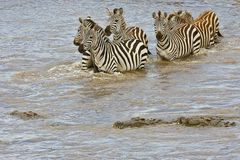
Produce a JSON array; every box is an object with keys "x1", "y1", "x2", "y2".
[{"x1": 1, "y1": 0, "x2": 240, "y2": 159}]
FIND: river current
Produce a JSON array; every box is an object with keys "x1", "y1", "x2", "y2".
[{"x1": 0, "y1": 0, "x2": 240, "y2": 159}]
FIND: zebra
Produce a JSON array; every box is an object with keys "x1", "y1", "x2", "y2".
[
  {"x1": 176, "y1": 10, "x2": 223, "y2": 43},
  {"x1": 80, "y1": 19, "x2": 149, "y2": 73},
  {"x1": 73, "y1": 16, "x2": 98, "y2": 72},
  {"x1": 168, "y1": 12, "x2": 215, "y2": 49},
  {"x1": 104, "y1": 8, "x2": 151, "y2": 54},
  {"x1": 152, "y1": 11, "x2": 201, "y2": 61}
]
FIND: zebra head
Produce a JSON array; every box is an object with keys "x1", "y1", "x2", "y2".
[
  {"x1": 166, "y1": 13, "x2": 187, "y2": 30},
  {"x1": 73, "y1": 17, "x2": 84, "y2": 46},
  {"x1": 152, "y1": 11, "x2": 168, "y2": 35},
  {"x1": 73, "y1": 16, "x2": 93, "y2": 52},
  {"x1": 107, "y1": 8, "x2": 125, "y2": 34},
  {"x1": 81, "y1": 20, "x2": 97, "y2": 52},
  {"x1": 175, "y1": 10, "x2": 194, "y2": 23}
]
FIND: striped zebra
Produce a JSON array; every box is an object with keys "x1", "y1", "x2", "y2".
[
  {"x1": 104, "y1": 8, "x2": 151, "y2": 54},
  {"x1": 176, "y1": 10, "x2": 223, "y2": 43},
  {"x1": 152, "y1": 11, "x2": 201, "y2": 61},
  {"x1": 73, "y1": 17, "x2": 98, "y2": 71},
  {"x1": 81, "y1": 19, "x2": 148, "y2": 73},
  {"x1": 168, "y1": 12, "x2": 215, "y2": 49}
]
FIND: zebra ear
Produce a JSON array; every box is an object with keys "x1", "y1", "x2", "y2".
[
  {"x1": 106, "y1": 8, "x2": 112, "y2": 16},
  {"x1": 113, "y1": 8, "x2": 117, "y2": 14},
  {"x1": 163, "y1": 12, "x2": 168, "y2": 18},
  {"x1": 119, "y1": 8, "x2": 123, "y2": 15},
  {"x1": 177, "y1": 10, "x2": 183, "y2": 15},
  {"x1": 152, "y1": 12, "x2": 157, "y2": 19},
  {"x1": 79, "y1": 17, "x2": 83, "y2": 23}
]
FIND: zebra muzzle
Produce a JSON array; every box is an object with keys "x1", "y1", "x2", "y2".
[
  {"x1": 104, "y1": 25, "x2": 112, "y2": 36},
  {"x1": 78, "y1": 44, "x2": 85, "y2": 53},
  {"x1": 156, "y1": 31, "x2": 163, "y2": 40},
  {"x1": 73, "y1": 38, "x2": 81, "y2": 46}
]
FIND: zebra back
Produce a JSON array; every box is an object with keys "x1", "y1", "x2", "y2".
[
  {"x1": 195, "y1": 10, "x2": 223, "y2": 41},
  {"x1": 172, "y1": 12, "x2": 215, "y2": 48},
  {"x1": 125, "y1": 26, "x2": 149, "y2": 46}
]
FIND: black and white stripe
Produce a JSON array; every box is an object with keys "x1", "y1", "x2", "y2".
[
  {"x1": 152, "y1": 11, "x2": 201, "y2": 61},
  {"x1": 73, "y1": 17, "x2": 96, "y2": 70},
  {"x1": 176, "y1": 10, "x2": 222, "y2": 44},
  {"x1": 81, "y1": 19, "x2": 148, "y2": 73},
  {"x1": 195, "y1": 10, "x2": 223, "y2": 43},
  {"x1": 169, "y1": 12, "x2": 215, "y2": 49},
  {"x1": 105, "y1": 8, "x2": 150, "y2": 53}
]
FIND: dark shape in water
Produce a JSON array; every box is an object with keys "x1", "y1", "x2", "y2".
[
  {"x1": 176, "y1": 116, "x2": 236, "y2": 127},
  {"x1": 10, "y1": 110, "x2": 43, "y2": 120},
  {"x1": 113, "y1": 116, "x2": 237, "y2": 129},
  {"x1": 113, "y1": 117, "x2": 170, "y2": 129}
]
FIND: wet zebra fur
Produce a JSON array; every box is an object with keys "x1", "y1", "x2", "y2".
[
  {"x1": 177, "y1": 10, "x2": 223, "y2": 43},
  {"x1": 73, "y1": 17, "x2": 98, "y2": 71},
  {"x1": 195, "y1": 10, "x2": 223, "y2": 42},
  {"x1": 169, "y1": 12, "x2": 215, "y2": 49},
  {"x1": 81, "y1": 19, "x2": 148, "y2": 73},
  {"x1": 152, "y1": 11, "x2": 201, "y2": 61},
  {"x1": 105, "y1": 8, "x2": 151, "y2": 55}
]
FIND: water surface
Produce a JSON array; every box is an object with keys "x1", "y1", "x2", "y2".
[{"x1": 0, "y1": 0, "x2": 240, "y2": 159}]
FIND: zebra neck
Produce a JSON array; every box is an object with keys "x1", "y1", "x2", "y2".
[
  {"x1": 113, "y1": 18, "x2": 127, "y2": 42},
  {"x1": 91, "y1": 39, "x2": 113, "y2": 68},
  {"x1": 113, "y1": 30, "x2": 126, "y2": 42},
  {"x1": 157, "y1": 33, "x2": 170, "y2": 48},
  {"x1": 121, "y1": 18, "x2": 127, "y2": 30}
]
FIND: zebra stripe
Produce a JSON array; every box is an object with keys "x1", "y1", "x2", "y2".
[
  {"x1": 73, "y1": 17, "x2": 93, "y2": 70},
  {"x1": 105, "y1": 8, "x2": 150, "y2": 52},
  {"x1": 82, "y1": 20, "x2": 148, "y2": 73},
  {"x1": 177, "y1": 10, "x2": 222, "y2": 43},
  {"x1": 195, "y1": 10, "x2": 223, "y2": 42},
  {"x1": 169, "y1": 12, "x2": 215, "y2": 49},
  {"x1": 74, "y1": 17, "x2": 99, "y2": 71},
  {"x1": 153, "y1": 11, "x2": 201, "y2": 61}
]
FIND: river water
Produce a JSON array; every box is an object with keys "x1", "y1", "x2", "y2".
[{"x1": 0, "y1": 0, "x2": 240, "y2": 159}]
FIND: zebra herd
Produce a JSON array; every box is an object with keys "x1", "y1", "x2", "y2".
[{"x1": 73, "y1": 8, "x2": 223, "y2": 73}]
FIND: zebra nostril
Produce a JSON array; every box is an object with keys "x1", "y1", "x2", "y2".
[
  {"x1": 73, "y1": 39, "x2": 79, "y2": 46},
  {"x1": 78, "y1": 44, "x2": 85, "y2": 53},
  {"x1": 156, "y1": 31, "x2": 162, "y2": 40},
  {"x1": 84, "y1": 44, "x2": 90, "y2": 50},
  {"x1": 104, "y1": 25, "x2": 112, "y2": 36}
]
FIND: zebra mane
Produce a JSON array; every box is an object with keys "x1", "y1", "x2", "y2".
[
  {"x1": 158, "y1": 11, "x2": 167, "y2": 19},
  {"x1": 153, "y1": 11, "x2": 167, "y2": 20},
  {"x1": 167, "y1": 13, "x2": 186, "y2": 23},
  {"x1": 83, "y1": 18, "x2": 96, "y2": 29},
  {"x1": 175, "y1": 10, "x2": 194, "y2": 23},
  {"x1": 176, "y1": 10, "x2": 183, "y2": 15},
  {"x1": 91, "y1": 22, "x2": 110, "y2": 42}
]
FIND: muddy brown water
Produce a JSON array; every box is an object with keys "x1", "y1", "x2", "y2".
[{"x1": 1, "y1": 0, "x2": 240, "y2": 159}]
